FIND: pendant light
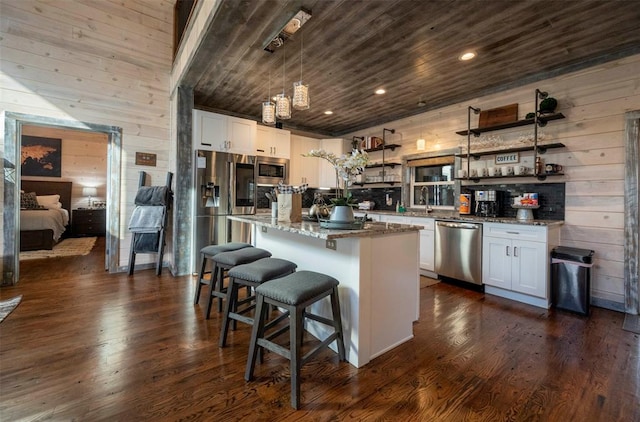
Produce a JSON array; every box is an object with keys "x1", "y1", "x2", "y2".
[
  {"x1": 262, "y1": 70, "x2": 276, "y2": 125},
  {"x1": 275, "y1": 47, "x2": 291, "y2": 119},
  {"x1": 293, "y1": 34, "x2": 310, "y2": 110}
]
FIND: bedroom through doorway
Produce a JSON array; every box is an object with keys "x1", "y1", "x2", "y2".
[
  {"x1": 19, "y1": 125, "x2": 109, "y2": 269},
  {"x1": 3, "y1": 111, "x2": 122, "y2": 287}
]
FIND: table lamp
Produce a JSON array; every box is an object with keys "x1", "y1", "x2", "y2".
[{"x1": 82, "y1": 187, "x2": 97, "y2": 208}]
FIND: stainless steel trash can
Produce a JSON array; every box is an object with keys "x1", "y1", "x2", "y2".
[{"x1": 551, "y1": 247, "x2": 594, "y2": 316}]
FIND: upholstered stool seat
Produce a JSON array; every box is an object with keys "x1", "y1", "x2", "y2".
[
  {"x1": 219, "y1": 257, "x2": 298, "y2": 347},
  {"x1": 194, "y1": 242, "x2": 252, "y2": 306},
  {"x1": 204, "y1": 247, "x2": 272, "y2": 319},
  {"x1": 245, "y1": 270, "x2": 346, "y2": 409}
]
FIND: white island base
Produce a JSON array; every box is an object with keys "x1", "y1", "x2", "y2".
[{"x1": 251, "y1": 222, "x2": 419, "y2": 368}]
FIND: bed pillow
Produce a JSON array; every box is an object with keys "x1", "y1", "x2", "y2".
[
  {"x1": 36, "y1": 194, "x2": 62, "y2": 209},
  {"x1": 20, "y1": 192, "x2": 45, "y2": 210}
]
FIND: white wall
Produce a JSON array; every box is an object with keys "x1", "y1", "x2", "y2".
[
  {"x1": 0, "y1": 0, "x2": 174, "y2": 268},
  {"x1": 346, "y1": 54, "x2": 640, "y2": 309}
]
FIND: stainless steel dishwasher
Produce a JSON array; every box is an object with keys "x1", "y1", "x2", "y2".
[{"x1": 435, "y1": 221, "x2": 483, "y2": 285}]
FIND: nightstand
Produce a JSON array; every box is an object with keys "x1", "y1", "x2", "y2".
[{"x1": 72, "y1": 208, "x2": 106, "y2": 237}]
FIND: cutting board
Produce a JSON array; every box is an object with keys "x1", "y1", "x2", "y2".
[{"x1": 478, "y1": 103, "x2": 518, "y2": 128}]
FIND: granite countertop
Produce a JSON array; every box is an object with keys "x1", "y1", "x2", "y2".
[
  {"x1": 229, "y1": 214, "x2": 420, "y2": 240},
  {"x1": 256, "y1": 208, "x2": 564, "y2": 227},
  {"x1": 354, "y1": 209, "x2": 565, "y2": 227}
]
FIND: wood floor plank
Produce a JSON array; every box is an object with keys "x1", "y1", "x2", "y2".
[{"x1": 1, "y1": 237, "x2": 638, "y2": 421}]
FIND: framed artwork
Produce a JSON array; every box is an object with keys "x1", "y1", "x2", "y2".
[{"x1": 21, "y1": 135, "x2": 62, "y2": 177}]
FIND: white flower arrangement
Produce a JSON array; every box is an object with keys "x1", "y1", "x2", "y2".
[{"x1": 304, "y1": 148, "x2": 370, "y2": 205}]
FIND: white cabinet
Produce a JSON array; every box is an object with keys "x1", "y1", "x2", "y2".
[
  {"x1": 226, "y1": 116, "x2": 257, "y2": 155},
  {"x1": 318, "y1": 138, "x2": 346, "y2": 188},
  {"x1": 482, "y1": 223, "x2": 560, "y2": 308},
  {"x1": 256, "y1": 125, "x2": 290, "y2": 159},
  {"x1": 289, "y1": 135, "x2": 319, "y2": 186},
  {"x1": 411, "y1": 218, "x2": 435, "y2": 273},
  {"x1": 193, "y1": 109, "x2": 225, "y2": 150},
  {"x1": 193, "y1": 110, "x2": 256, "y2": 154},
  {"x1": 376, "y1": 214, "x2": 435, "y2": 274}
]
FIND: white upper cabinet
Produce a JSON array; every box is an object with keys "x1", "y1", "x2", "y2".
[
  {"x1": 256, "y1": 125, "x2": 291, "y2": 159},
  {"x1": 289, "y1": 135, "x2": 319, "y2": 187},
  {"x1": 318, "y1": 138, "x2": 347, "y2": 188},
  {"x1": 193, "y1": 110, "x2": 256, "y2": 154},
  {"x1": 226, "y1": 116, "x2": 257, "y2": 155}
]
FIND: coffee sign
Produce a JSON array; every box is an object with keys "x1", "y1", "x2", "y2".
[{"x1": 495, "y1": 152, "x2": 519, "y2": 164}]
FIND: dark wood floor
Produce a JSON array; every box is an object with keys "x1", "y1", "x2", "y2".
[{"x1": 1, "y1": 237, "x2": 638, "y2": 421}]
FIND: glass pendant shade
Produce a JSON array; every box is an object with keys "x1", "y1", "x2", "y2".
[
  {"x1": 293, "y1": 81, "x2": 309, "y2": 110},
  {"x1": 275, "y1": 93, "x2": 291, "y2": 119},
  {"x1": 262, "y1": 101, "x2": 276, "y2": 125}
]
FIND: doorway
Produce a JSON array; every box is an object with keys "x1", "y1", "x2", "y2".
[{"x1": 2, "y1": 112, "x2": 122, "y2": 286}]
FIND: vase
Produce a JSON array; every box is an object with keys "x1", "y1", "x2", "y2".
[{"x1": 329, "y1": 205, "x2": 355, "y2": 222}]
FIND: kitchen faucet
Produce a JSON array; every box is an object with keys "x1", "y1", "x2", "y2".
[{"x1": 421, "y1": 186, "x2": 433, "y2": 213}]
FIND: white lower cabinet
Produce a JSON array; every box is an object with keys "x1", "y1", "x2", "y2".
[
  {"x1": 411, "y1": 218, "x2": 435, "y2": 273},
  {"x1": 377, "y1": 215, "x2": 435, "y2": 274},
  {"x1": 482, "y1": 222, "x2": 560, "y2": 308}
]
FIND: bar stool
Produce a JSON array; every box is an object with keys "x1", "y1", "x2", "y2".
[
  {"x1": 194, "y1": 242, "x2": 252, "y2": 305},
  {"x1": 219, "y1": 257, "x2": 298, "y2": 347},
  {"x1": 244, "y1": 270, "x2": 346, "y2": 409},
  {"x1": 205, "y1": 247, "x2": 272, "y2": 319}
]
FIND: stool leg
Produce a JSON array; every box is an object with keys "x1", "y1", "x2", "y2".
[
  {"x1": 245, "y1": 294, "x2": 267, "y2": 382},
  {"x1": 219, "y1": 277, "x2": 239, "y2": 348},
  {"x1": 216, "y1": 268, "x2": 227, "y2": 313},
  {"x1": 330, "y1": 287, "x2": 346, "y2": 361},
  {"x1": 194, "y1": 253, "x2": 207, "y2": 305},
  {"x1": 205, "y1": 265, "x2": 220, "y2": 319},
  {"x1": 290, "y1": 304, "x2": 303, "y2": 410}
]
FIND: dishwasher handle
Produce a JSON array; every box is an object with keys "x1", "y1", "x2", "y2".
[{"x1": 437, "y1": 221, "x2": 482, "y2": 230}]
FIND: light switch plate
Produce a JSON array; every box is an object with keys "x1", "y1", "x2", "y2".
[
  {"x1": 326, "y1": 239, "x2": 337, "y2": 250},
  {"x1": 261, "y1": 226, "x2": 267, "y2": 233}
]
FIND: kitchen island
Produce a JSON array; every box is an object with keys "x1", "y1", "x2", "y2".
[{"x1": 228, "y1": 215, "x2": 420, "y2": 368}]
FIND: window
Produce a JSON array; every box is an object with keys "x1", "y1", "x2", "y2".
[{"x1": 408, "y1": 156, "x2": 455, "y2": 209}]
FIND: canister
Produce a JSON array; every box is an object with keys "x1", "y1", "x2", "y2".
[{"x1": 459, "y1": 194, "x2": 471, "y2": 214}]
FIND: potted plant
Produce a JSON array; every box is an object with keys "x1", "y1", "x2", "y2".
[
  {"x1": 539, "y1": 97, "x2": 558, "y2": 114},
  {"x1": 304, "y1": 148, "x2": 370, "y2": 221}
]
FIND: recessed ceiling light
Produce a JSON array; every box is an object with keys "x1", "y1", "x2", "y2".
[
  {"x1": 375, "y1": 88, "x2": 386, "y2": 95},
  {"x1": 324, "y1": 110, "x2": 333, "y2": 115},
  {"x1": 459, "y1": 51, "x2": 476, "y2": 61}
]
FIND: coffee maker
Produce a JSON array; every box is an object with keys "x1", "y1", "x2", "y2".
[{"x1": 474, "y1": 190, "x2": 500, "y2": 217}]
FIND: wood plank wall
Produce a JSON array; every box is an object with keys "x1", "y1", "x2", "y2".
[
  {"x1": 346, "y1": 54, "x2": 640, "y2": 310},
  {"x1": 0, "y1": 0, "x2": 174, "y2": 268}
]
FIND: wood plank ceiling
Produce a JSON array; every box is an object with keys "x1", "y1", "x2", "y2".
[{"x1": 186, "y1": 0, "x2": 640, "y2": 137}]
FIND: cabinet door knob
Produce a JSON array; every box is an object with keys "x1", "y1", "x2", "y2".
[
  {"x1": 513, "y1": 247, "x2": 518, "y2": 257},
  {"x1": 506, "y1": 246, "x2": 510, "y2": 256}
]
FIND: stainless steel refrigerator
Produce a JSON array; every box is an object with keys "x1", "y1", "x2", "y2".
[{"x1": 193, "y1": 150, "x2": 256, "y2": 271}]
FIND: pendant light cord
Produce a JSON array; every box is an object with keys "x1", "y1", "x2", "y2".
[
  {"x1": 282, "y1": 47, "x2": 286, "y2": 95},
  {"x1": 300, "y1": 34, "x2": 303, "y2": 80}
]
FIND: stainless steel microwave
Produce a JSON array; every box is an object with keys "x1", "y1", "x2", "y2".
[{"x1": 256, "y1": 156, "x2": 289, "y2": 185}]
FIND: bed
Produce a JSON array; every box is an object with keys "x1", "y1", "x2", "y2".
[{"x1": 20, "y1": 180, "x2": 72, "y2": 251}]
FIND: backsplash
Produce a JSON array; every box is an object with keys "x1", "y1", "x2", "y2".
[
  {"x1": 463, "y1": 182, "x2": 565, "y2": 220},
  {"x1": 257, "y1": 185, "x2": 401, "y2": 211},
  {"x1": 259, "y1": 183, "x2": 563, "y2": 219}
]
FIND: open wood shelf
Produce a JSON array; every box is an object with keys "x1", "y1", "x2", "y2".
[
  {"x1": 455, "y1": 113, "x2": 565, "y2": 136},
  {"x1": 365, "y1": 162, "x2": 401, "y2": 169},
  {"x1": 456, "y1": 142, "x2": 565, "y2": 159},
  {"x1": 364, "y1": 144, "x2": 401, "y2": 152},
  {"x1": 456, "y1": 172, "x2": 565, "y2": 182}
]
